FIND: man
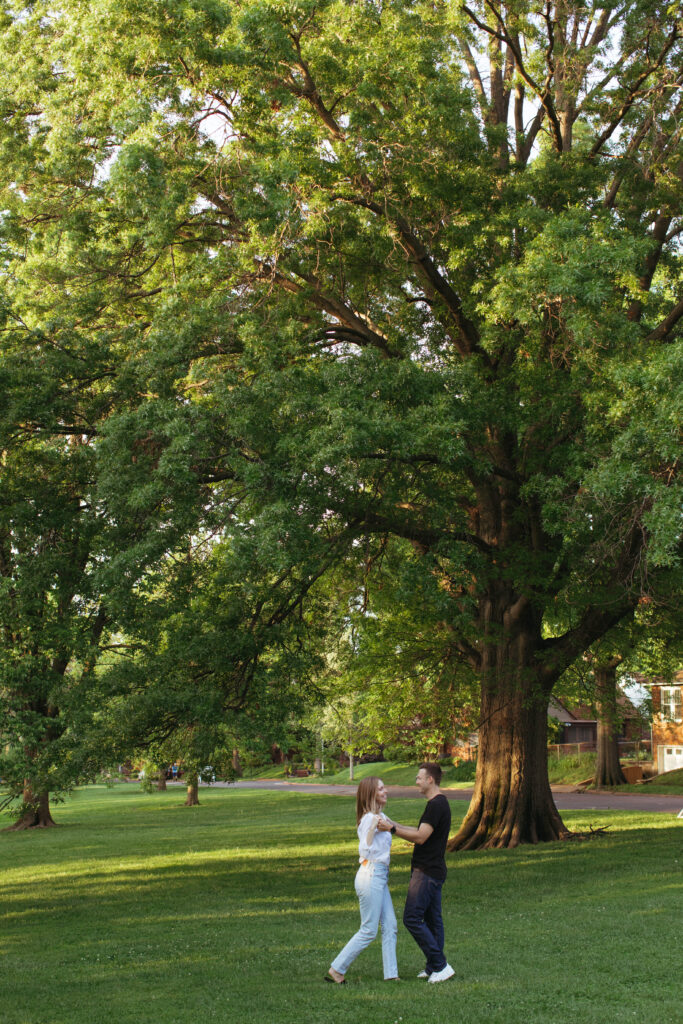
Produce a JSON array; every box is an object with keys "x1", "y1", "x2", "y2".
[{"x1": 377, "y1": 762, "x2": 454, "y2": 983}]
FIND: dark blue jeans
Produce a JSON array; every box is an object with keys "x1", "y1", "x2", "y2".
[{"x1": 403, "y1": 868, "x2": 446, "y2": 973}]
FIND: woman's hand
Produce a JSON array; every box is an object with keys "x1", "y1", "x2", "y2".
[{"x1": 377, "y1": 817, "x2": 394, "y2": 832}]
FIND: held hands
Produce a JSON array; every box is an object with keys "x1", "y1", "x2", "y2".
[{"x1": 377, "y1": 817, "x2": 395, "y2": 832}]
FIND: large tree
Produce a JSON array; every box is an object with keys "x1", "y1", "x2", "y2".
[
  {"x1": 1, "y1": 0, "x2": 681, "y2": 846},
  {"x1": 0, "y1": 432, "x2": 107, "y2": 827},
  {"x1": 0, "y1": 268, "x2": 119, "y2": 825}
]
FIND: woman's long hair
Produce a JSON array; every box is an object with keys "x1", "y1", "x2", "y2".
[{"x1": 356, "y1": 776, "x2": 382, "y2": 824}]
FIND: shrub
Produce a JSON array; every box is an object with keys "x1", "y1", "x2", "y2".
[{"x1": 447, "y1": 760, "x2": 477, "y2": 782}]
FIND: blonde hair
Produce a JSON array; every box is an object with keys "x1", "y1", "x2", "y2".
[{"x1": 356, "y1": 776, "x2": 382, "y2": 824}]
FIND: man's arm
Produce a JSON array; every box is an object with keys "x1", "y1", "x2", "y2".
[{"x1": 378, "y1": 818, "x2": 434, "y2": 845}]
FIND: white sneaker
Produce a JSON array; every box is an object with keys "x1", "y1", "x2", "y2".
[
  {"x1": 417, "y1": 970, "x2": 429, "y2": 978},
  {"x1": 427, "y1": 964, "x2": 455, "y2": 984}
]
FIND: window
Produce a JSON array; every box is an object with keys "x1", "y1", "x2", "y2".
[{"x1": 660, "y1": 687, "x2": 682, "y2": 722}]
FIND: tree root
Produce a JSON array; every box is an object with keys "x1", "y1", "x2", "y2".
[
  {"x1": 3, "y1": 818, "x2": 59, "y2": 832},
  {"x1": 560, "y1": 824, "x2": 611, "y2": 841}
]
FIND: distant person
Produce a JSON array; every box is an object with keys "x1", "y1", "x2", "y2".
[
  {"x1": 378, "y1": 762, "x2": 453, "y2": 983},
  {"x1": 326, "y1": 776, "x2": 399, "y2": 984}
]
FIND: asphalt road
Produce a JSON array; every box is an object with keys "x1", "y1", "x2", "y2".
[{"x1": 218, "y1": 779, "x2": 683, "y2": 815}]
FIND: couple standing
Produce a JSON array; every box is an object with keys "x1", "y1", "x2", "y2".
[{"x1": 326, "y1": 762, "x2": 454, "y2": 985}]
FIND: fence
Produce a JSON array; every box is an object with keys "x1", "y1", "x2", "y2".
[{"x1": 548, "y1": 740, "x2": 651, "y2": 759}]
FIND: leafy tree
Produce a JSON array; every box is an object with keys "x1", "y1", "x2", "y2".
[
  {"x1": 1, "y1": 0, "x2": 681, "y2": 848},
  {"x1": 95, "y1": 526, "x2": 345, "y2": 793},
  {"x1": 138, "y1": 728, "x2": 237, "y2": 804},
  {"x1": 0, "y1": 310, "x2": 116, "y2": 827}
]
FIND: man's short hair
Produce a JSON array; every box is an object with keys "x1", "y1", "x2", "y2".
[{"x1": 419, "y1": 761, "x2": 442, "y2": 786}]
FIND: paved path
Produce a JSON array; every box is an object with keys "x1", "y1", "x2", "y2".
[{"x1": 212, "y1": 779, "x2": 683, "y2": 815}]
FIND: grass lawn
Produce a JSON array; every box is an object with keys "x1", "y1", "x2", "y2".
[{"x1": 2, "y1": 785, "x2": 682, "y2": 1024}]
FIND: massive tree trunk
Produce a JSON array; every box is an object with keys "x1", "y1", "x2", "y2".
[
  {"x1": 594, "y1": 660, "x2": 626, "y2": 788},
  {"x1": 7, "y1": 786, "x2": 57, "y2": 830},
  {"x1": 449, "y1": 593, "x2": 569, "y2": 850},
  {"x1": 450, "y1": 684, "x2": 567, "y2": 850}
]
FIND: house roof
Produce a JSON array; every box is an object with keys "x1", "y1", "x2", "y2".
[
  {"x1": 548, "y1": 691, "x2": 642, "y2": 725},
  {"x1": 547, "y1": 697, "x2": 595, "y2": 725}
]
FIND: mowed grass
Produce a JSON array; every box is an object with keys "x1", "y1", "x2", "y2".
[{"x1": 2, "y1": 786, "x2": 682, "y2": 1024}]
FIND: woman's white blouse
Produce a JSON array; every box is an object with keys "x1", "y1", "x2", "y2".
[{"x1": 357, "y1": 811, "x2": 392, "y2": 866}]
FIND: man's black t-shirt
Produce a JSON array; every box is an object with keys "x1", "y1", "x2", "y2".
[{"x1": 410, "y1": 793, "x2": 451, "y2": 881}]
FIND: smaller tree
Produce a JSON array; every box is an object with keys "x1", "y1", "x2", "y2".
[
  {"x1": 593, "y1": 657, "x2": 628, "y2": 788},
  {"x1": 138, "y1": 729, "x2": 236, "y2": 806}
]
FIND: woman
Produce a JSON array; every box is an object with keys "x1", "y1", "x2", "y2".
[{"x1": 326, "y1": 776, "x2": 399, "y2": 983}]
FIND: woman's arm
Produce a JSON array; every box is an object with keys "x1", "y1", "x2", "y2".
[{"x1": 364, "y1": 813, "x2": 380, "y2": 846}]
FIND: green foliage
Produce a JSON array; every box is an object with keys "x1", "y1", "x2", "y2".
[
  {"x1": 446, "y1": 758, "x2": 477, "y2": 783},
  {"x1": 547, "y1": 716, "x2": 563, "y2": 743},
  {"x1": 547, "y1": 751, "x2": 597, "y2": 784}
]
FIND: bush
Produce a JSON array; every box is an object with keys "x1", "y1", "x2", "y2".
[
  {"x1": 547, "y1": 752, "x2": 596, "y2": 784},
  {"x1": 447, "y1": 760, "x2": 477, "y2": 782},
  {"x1": 381, "y1": 744, "x2": 413, "y2": 762}
]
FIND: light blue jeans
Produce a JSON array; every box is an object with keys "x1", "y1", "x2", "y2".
[{"x1": 330, "y1": 862, "x2": 398, "y2": 979}]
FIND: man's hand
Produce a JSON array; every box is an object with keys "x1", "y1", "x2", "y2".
[{"x1": 382, "y1": 819, "x2": 434, "y2": 845}]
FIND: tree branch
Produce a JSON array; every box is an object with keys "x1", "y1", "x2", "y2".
[
  {"x1": 458, "y1": 36, "x2": 489, "y2": 116},
  {"x1": 281, "y1": 35, "x2": 345, "y2": 140},
  {"x1": 519, "y1": 104, "x2": 546, "y2": 165},
  {"x1": 359, "y1": 509, "x2": 492, "y2": 556},
  {"x1": 264, "y1": 264, "x2": 398, "y2": 358},
  {"x1": 645, "y1": 297, "x2": 683, "y2": 341},
  {"x1": 464, "y1": 1, "x2": 564, "y2": 151},
  {"x1": 335, "y1": 192, "x2": 482, "y2": 358},
  {"x1": 628, "y1": 213, "x2": 672, "y2": 321},
  {"x1": 603, "y1": 75, "x2": 683, "y2": 209},
  {"x1": 589, "y1": 26, "x2": 681, "y2": 158},
  {"x1": 540, "y1": 601, "x2": 633, "y2": 688}
]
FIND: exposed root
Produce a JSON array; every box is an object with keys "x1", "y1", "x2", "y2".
[
  {"x1": 560, "y1": 825, "x2": 611, "y2": 842},
  {"x1": 3, "y1": 818, "x2": 59, "y2": 832}
]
